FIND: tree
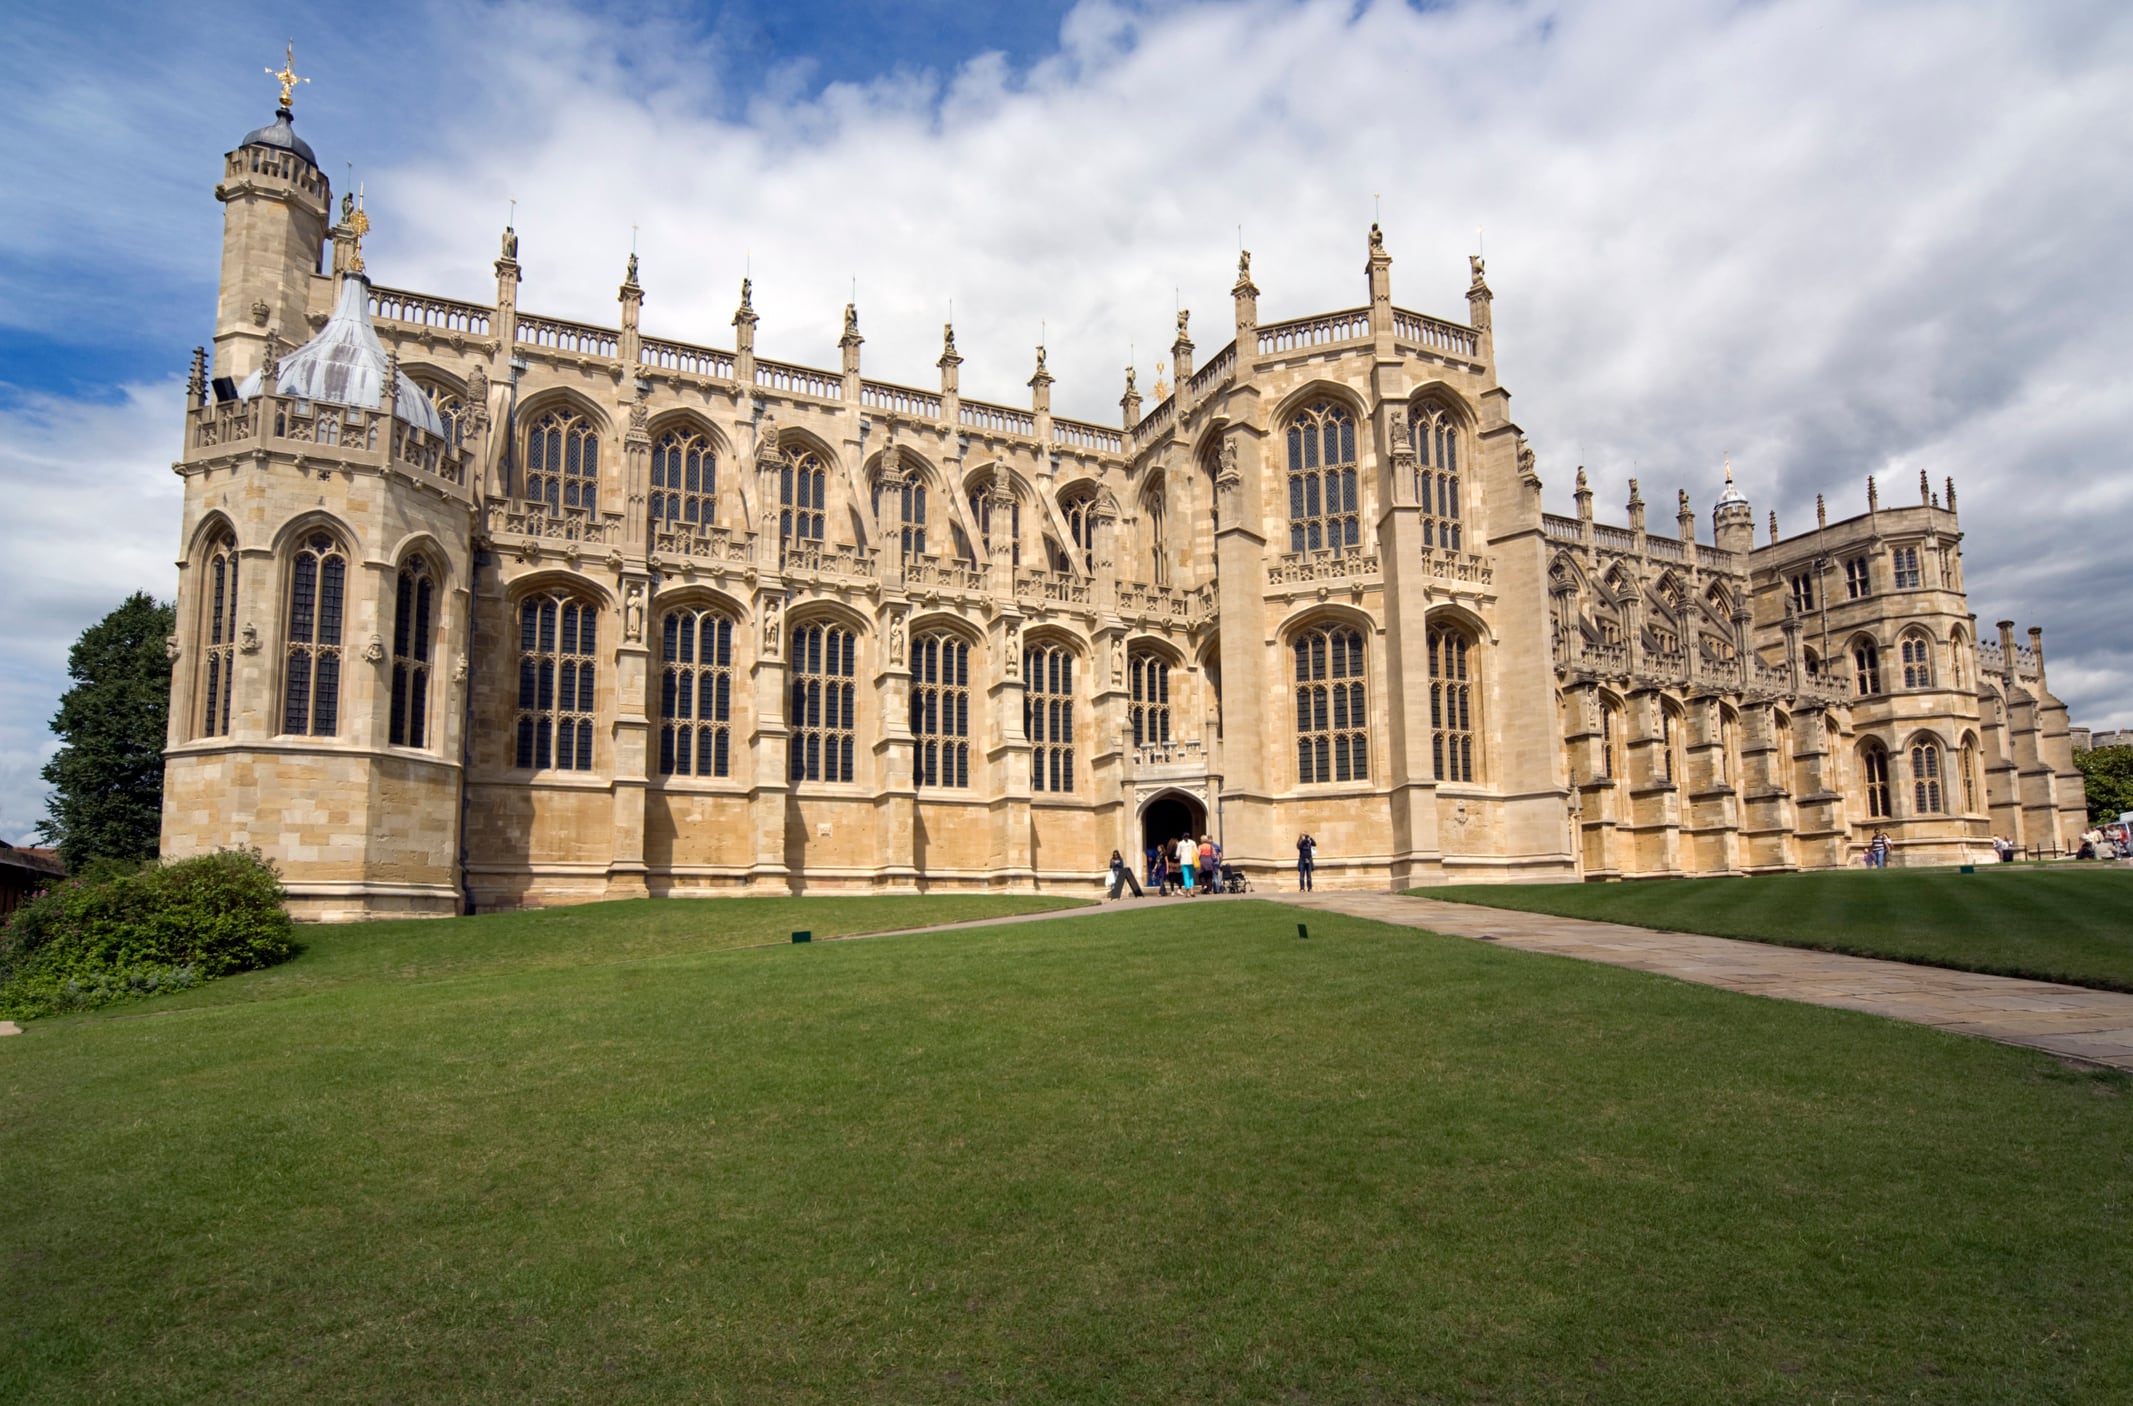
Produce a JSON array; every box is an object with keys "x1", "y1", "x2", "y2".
[
  {"x1": 37, "y1": 593, "x2": 176, "y2": 869},
  {"x1": 2075, "y1": 744, "x2": 2133, "y2": 823}
]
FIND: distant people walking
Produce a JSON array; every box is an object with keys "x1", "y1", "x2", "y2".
[
  {"x1": 1992, "y1": 835, "x2": 2015, "y2": 863},
  {"x1": 1108, "y1": 849, "x2": 1144, "y2": 899},
  {"x1": 1178, "y1": 834, "x2": 1197, "y2": 894},
  {"x1": 1297, "y1": 832, "x2": 1317, "y2": 891},
  {"x1": 1197, "y1": 836, "x2": 1216, "y2": 893},
  {"x1": 1868, "y1": 831, "x2": 1892, "y2": 869}
]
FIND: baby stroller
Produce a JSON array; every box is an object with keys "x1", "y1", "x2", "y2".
[{"x1": 1220, "y1": 863, "x2": 1251, "y2": 894}]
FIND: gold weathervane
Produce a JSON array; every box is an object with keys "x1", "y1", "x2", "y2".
[
  {"x1": 348, "y1": 186, "x2": 370, "y2": 274},
  {"x1": 266, "y1": 41, "x2": 308, "y2": 110}
]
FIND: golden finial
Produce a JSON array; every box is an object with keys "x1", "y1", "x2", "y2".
[
  {"x1": 265, "y1": 41, "x2": 309, "y2": 112},
  {"x1": 1151, "y1": 359, "x2": 1169, "y2": 400},
  {"x1": 348, "y1": 184, "x2": 369, "y2": 274}
]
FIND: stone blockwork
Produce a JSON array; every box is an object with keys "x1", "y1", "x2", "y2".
[{"x1": 161, "y1": 105, "x2": 2088, "y2": 918}]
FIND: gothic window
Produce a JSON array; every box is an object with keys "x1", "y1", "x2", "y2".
[
  {"x1": 789, "y1": 622, "x2": 856, "y2": 783},
  {"x1": 1911, "y1": 742, "x2": 1943, "y2": 813},
  {"x1": 199, "y1": 529, "x2": 239, "y2": 738},
  {"x1": 1129, "y1": 652, "x2": 1171, "y2": 748},
  {"x1": 427, "y1": 388, "x2": 467, "y2": 448},
  {"x1": 1853, "y1": 639, "x2": 1883, "y2": 695},
  {"x1": 1025, "y1": 642, "x2": 1076, "y2": 793},
  {"x1": 1804, "y1": 646, "x2": 1824, "y2": 679},
  {"x1": 388, "y1": 555, "x2": 435, "y2": 748},
  {"x1": 650, "y1": 428, "x2": 717, "y2": 533},
  {"x1": 1844, "y1": 556, "x2": 1872, "y2": 599},
  {"x1": 872, "y1": 474, "x2": 927, "y2": 558},
  {"x1": 1900, "y1": 633, "x2": 1933, "y2": 689},
  {"x1": 1287, "y1": 401, "x2": 1360, "y2": 553},
  {"x1": 1061, "y1": 489, "x2": 1096, "y2": 574},
  {"x1": 516, "y1": 592, "x2": 598, "y2": 771},
  {"x1": 911, "y1": 632, "x2": 970, "y2": 789},
  {"x1": 282, "y1": 531, "x2": 346, "y2": 736},
  {"x1": 1293, "y1": 623, "x2": 1368, "y2": 784},
  {"x1": 659, "y1": 608, "x2": 734, "y2": 778},
  {"x1": 1601, "y1": 699, "x2": 1620, "y2": 780},
  {"x1": 970, "y1": 480, "x2": 1021, "y2": 567},
  {"x1": 525, "y1": 408, "x2": 600, "y2": 514},
  {"x1": 780, "y1": 445, "x2": 827, "y2": 544},
  {"x1": 1790, "y1": 571, "x2": 1817, "y2": 613},
  {"x1": 1863, "y1": 744, "x2": 1892, "y2": 819},
  {"x1": 1960, "y1": 740, "x2": 1979, "y2": 811},
  {"x1": 1412, "y1": 406, "x2": 1463, "y2": 550},
  {"x1": 1145, "y1": 490, "x2": 1168, "y2": 585},
  {"x1": 1660, "y1": 702, "x2": 1681, "y2": 785},
  {"x1": 1891, "y1": 546, "x2": 1922, "y2": 589},
  {"x1": 1428, "y1": 624, "x2": 1475, "y2": 783},
  {"x1": 1715, "y1": 706, "x2": 1738, "y2": 786}
]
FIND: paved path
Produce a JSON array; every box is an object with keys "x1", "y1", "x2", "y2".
[{"x1": 1270, "y1": 890, "x2": 2133, "y2": 1072}]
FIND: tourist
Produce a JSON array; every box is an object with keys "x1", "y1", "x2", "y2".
[
  {"x1": 1178, "y1": 834, "x2": 1197, "y2": 894},
  {"x1": 1107, "y1": 849, "x2": 1144, "y2": 899},
  {"x1": 1198, "y1": 836, "x2": 1216, "y2": 894},
  {"x1": 1150, "y1": 843, "x2": 1171, "y2": 895},
  {"x1": 1992, "y1": 834, "x2": 2015, "y2": 863},
  {"x1": 1297, "y1": 832, "x2": 1317, "y2": 891},
  {"x1": 1870, "y1": 831, "x2": 1892, "y2": 869}
]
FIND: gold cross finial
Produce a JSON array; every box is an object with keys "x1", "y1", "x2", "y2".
[{"x1": 266, "y1": 41, "x2": 308, "y2": 111}]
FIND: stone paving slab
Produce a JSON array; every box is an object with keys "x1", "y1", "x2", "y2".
[{"x1": 1269, "y1": 890, "x2": 2133, "y2": 1073}]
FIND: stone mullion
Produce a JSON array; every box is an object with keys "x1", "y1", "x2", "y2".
[
  {"x1": 875, "y1": 606, "x2": 918, "y2": 890},
  {"x1": 747, "y1": 590, "x2": 793, "y2": 888}
]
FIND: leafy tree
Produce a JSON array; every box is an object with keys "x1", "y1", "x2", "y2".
[
  {"x1": 37, "y1": 592, "x2": 175, "y2": 869},
  {"x1": 2075, "y1": 744, "x2": 2133, "y2": 823}
]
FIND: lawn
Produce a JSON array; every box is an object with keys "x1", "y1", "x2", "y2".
[
  {"x1": 1416, "y1": 865, "x2": 2133, "y2": 992},
  {"x1": 5, "y1": 896, "x2": 2131, "y2": 1404}
]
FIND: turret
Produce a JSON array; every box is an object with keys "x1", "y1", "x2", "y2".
[
  {"x1": 213, "y1": 46, "x2": 332, "y2": 382},
  {"x1": 1711, "y1": 457, "x2": 1754, "y2": 556},
  {"x1": 1232, "y1": 250, "x2": 1259, "y2": 340}
]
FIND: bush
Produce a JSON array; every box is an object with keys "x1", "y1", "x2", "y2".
[{"x1": 0, "y1": 849, "x2": 295, "y2": 1018}]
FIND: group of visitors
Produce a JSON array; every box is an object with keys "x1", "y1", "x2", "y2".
[
  {"x1": 1864, "y1": 831, "x2": 1892, "y2": 868},
  {"x1": 1107, "y1": 835, "x2": 1228, "y2": 898}
]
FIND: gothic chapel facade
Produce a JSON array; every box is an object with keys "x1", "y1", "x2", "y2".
[{"x1": 161, "y1": 98, "x2": 2087, "y2": 918}]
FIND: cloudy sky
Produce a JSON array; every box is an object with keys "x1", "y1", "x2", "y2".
[{"x1": 3, "y1": 0, "x2": 2129, "y2": 842}]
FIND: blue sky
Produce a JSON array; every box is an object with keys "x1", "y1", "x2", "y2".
[{"x1": 4, "y1": 0, "x2": 2132, "y2": 843}]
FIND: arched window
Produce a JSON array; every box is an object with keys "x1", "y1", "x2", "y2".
[
  {"x1": 650, "y1": 428, "x2": 716, "y2": 533},
  {"x1": 426, "y1": 387, "x2": 467, "y2": 448},
  {"x1": 1600, "y1": 697, "x2": 1620, "y2": 780},
  {"x1": 1911, "y1": 741, "x2": 1943, "y2": 813},
  {"x1": 525, "y1": 408, "x2": 599, "y2": 514},
  {"x1": 911, "y1": 632, "x2": 970, "y2": 789},
  {"x1": 970, "y1": 478, "x2": 1021, "y2": 567},
  {"x1": 1025, "y1": 642, "x2": 1076, "y2": 792},
  {"x1": 1900, "y1": 633, "x2": 1933, "y2": 689},
  {"x1": 659, "y1": 608, "x2": 734, "y2": 778},
  {"x1": 1130, "y1": 652, "x2": 1171, "y2": 747},
  {"x1": 1853, "y1": 639, "x2": 1883, "y2": 696},
  {"x1": 872, "y1": 474, "x2": 927, "y2": 558},
  {"x1": 1659, "y1": 701, "x2": 1682, "y2": 785},
  {"x1": 780, "y1": 445, "x2": 826, "y2": 544},
  {"x1": 199, "y1": 529, "x2": 240, "y2": 738},
  {"x1": 789, "y1": 622, "x2": 856, "y2": 783},
  {"x1": 1287, "y1": 401, "x2": 1359, "y2": 554},
  {"x1": 1144, "y1": 490, "x2": 1168, "y2": 586},
  {"x1": 1950, "y1": 631, "x2": 1970, "y2": 691},
  {"x1": 1428, "y1": 624, "x2": 1474, "y2": 783},
  {"x1": 1862, "y1": 744, "x2": 1892, "y2": 819},
  {"x1": 388, "y1": 555, "x2": 435, "y2": 748},
  {"x1": 282, "y1": 531, "x2": 347, "y2": 736},
  {"x1": 1294, "y1": 623, "x2": 1368, "y2": 784},
  {"x1": 1061, "y1": 489, "x2": 1096, "y2": 574},
  {"x1": 1960, "y1": 739, "x2": 1980, "y2": 812},
  {"x1": 1411, "y1": 405, "x2": 1462, "y2": 549},
  {"x1": 516, "y1": 593, "x2": 598, "y2": 770}
]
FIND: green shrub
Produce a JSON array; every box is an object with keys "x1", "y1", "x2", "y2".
[{"x1": 0, "y1": 849, "x2": 295, "y2": 1018}]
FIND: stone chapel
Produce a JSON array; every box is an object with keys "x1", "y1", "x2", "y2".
[{"x1": 160, "y1": 93, "x2": 2088, "y2": 918}]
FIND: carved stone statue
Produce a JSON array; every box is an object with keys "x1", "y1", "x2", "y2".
[
  {"x1": 889, "y1": 613, "x2": 905, "y2": 666},
  {"x1": 341, "y1": 191, "x2": 356, "y2": 224},
  {"x1": 843, "y1": 303, "x2": 859, "y2": 338},
  {"x1": 1111, "y1": 637, "x2": 1124, "y2": 687},
  {"x1": 629, "y1": 383, "x2": 649, "y2": 433},
  {"x1": 454, "y1": 655, "x2": 468, "y2": 682},
  {"x1": 501, "y1": 225, "x2": 518, "y2": 260},
  {"x1": 1238, "y1": 249, "x2": 1252, "y2": 280},
  {"x1": 1369, "y1": 222, "x2": 1385, "y2": 255},
  {"x1": 755, "y1": 416, "x2": 781, "y2": 470},
  {"x1": 364, "y1": 634, "x2": 384, "y2": 663},
  {"x1": 1469, "y1": 252, "x2": 1486, "y2": 285},
  {"x1": 1004, "y1": 620, "x2": 1021, "y2": 675},
  {"x1": 762, "y1": 596, "x2": 782, "y2": 655},
  {"x1": 626, "y1": 252, "x2": 639, "y2": 285},
  {"x1": 1174, "y1": 308, "x2": 1190, "y2": 341},
  {"x1": 165, "y1": 633, "x2": 180, "y2": 663},
  {"x1": 1387, "y1": 408, "x2": 1406, "y2": 448},
  {"x1": 1218, "y1": 432, "x2": 1241, "y2": 484},
  {"x1": 942, "y1": 323, "x2": 958, "y2": 358},
  {"x1": 239, "y1": 622, "x2": 260, "y2": 654},
  {"x1": 624, "y1": 582, "x2": 645, "y2": 642}
]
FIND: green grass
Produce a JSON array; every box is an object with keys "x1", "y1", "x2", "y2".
[
  {"x1": 5, "y1": 898, "x2": 2132, "y2": 1404},
  {"x1": 1416, "y1": 866, "x2": 2133, "y2": 992}
]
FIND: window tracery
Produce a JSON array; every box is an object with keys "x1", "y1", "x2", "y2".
[
  {"x1": 659, "y1": 608, "x2": 734, "y2": 778},
  {"x1": 282, "y1": 531, "x2": 347, "y2": 736},
  {"x1": 780, "y1": 445, "x2": 827, "y2": 544},
  {"x1": 1287, "y1": 401, "x2": 1359, "y2": 554},
  {"x1": 1025, "y1": 642, "x2": 1076, "y2": 792},
  {"x1": 1294, "y1": 623, "x2": 1368, "y2": 784},
  {"x1": 1411, "y1": 405, "x2": 1462, "y2": 549},
  {"x1": 1061, "y1": 489, "x2": 1096, "y2": 574},
  {"x1": 525, "y1": 408, "x2": 599, "y2": 514},
  {"x1": 873, "y1": 474, "x2": 927, "y2": 559},
  {"x1": 1428, "y1": 624, "x2": 1475, "y2": 783},
  {"x1": 516, "y1": 592, "x2": 598, "y2": 771},
  {"x1": 1863, "y1": 743, "x2": 1892, "y2": 818},
  {"x1": 200, "y1": 529, "x2": 240, "y2": 738},
  {"x1": 650, "y1": 428, "x2": 717, "y2": 531},
  {"x1": 1911, "y1": 742, "x2": 1943, "y2": 813},
  {"x1": 969, "y1": 476, "x2": 1021, "y2": 567},
  {"x1": 1900, "y1": 633, "x2": 1933, "y2": 689},
  {"x1": 1853, "y1": 639, "x2": 1883, "y2": 695},
  {"x1": 1129, "y1": 652, "x2": 1171, "y2": 748},
  {"x1": 388, "y1": 556, "x2": 434, "y2": 748},
  {"x1": 789, "y1": 622, "x2": 856, "y2": 783},
  {"x1": 911, "y1": 632, "x2": 970, "y2": 789}
]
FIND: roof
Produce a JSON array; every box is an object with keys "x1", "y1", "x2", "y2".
[
  {"x1": 239, "y1": 276, "x2": 447, "y2": 436},
  {"x1": 0, "y1": 840, "x2": 67, "y2": 881},
  {"x1": 240, "y1": 106, "x2": 318, "y2": 168}
]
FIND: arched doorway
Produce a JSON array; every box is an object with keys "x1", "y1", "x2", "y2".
[{"x1": 1141, "y1": 791, "x2": 1207, "y2": 860}]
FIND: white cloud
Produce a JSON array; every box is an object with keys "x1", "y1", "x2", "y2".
[
  {"x1": 5, "y1": 0, "x2": 2132, "y2": 841},
  {"x1": 0, "y1": 380, "x2": 186, "y2": 842}
]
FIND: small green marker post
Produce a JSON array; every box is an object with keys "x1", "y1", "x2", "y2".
[
  {"x1": 1297, "y1": 923, "x2": 1309, "y2": 939},
  {"x1": 792, "y1": 930, "x2": 812, "y2": 944}
]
